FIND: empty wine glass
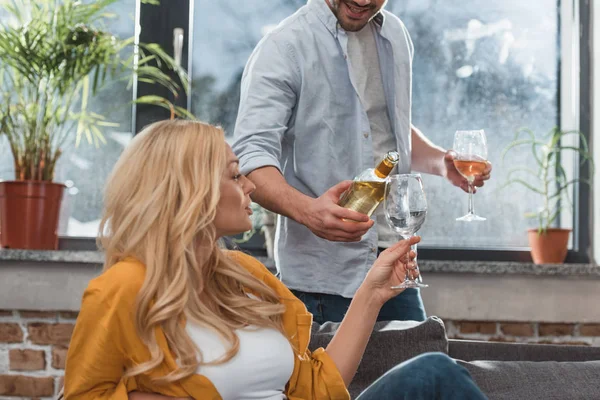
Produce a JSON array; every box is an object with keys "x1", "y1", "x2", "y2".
[
  {"x1": 384, "y1": 174, "x2": 428, "y2": 289},
  {"x1": 453, "y1": 130, "x2": 488, "y2": 222}
]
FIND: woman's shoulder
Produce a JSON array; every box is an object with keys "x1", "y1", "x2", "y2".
[
  {"x1": 224, "y1": 250, "x2": 300, "y2": 304},
  {"x1": 84, "y1": 258, "x2": 146, "y2": 308},
  {"x1": 224, "y1": 250, "x2": 270, "y2": 276},
  {"x1": 224, "y1": 250, "x2": 284, "y2": 289}
]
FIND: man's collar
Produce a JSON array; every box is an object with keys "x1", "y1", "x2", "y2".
[
  {"x1": 309, "y1": 0, "x2": 386, "y2": 37},
  {"x1": 373, "y1": 11, "x2": 385, "y2": 28},
  {"x1": 308, "y1": 0, "x2": 339, "y2": 36}
]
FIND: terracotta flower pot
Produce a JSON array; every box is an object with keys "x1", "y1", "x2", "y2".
[
  {"x1": 0, "y1": 181, "x2": 66, "y2": 250},
  {"x1": 527, "y1": 228, "x2": 571, "y2": 264}
]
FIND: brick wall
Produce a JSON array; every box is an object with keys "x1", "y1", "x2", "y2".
[
  {"x1": 2, "y1": 310, "x2": 600, "y2": 399},
  {"x1": 443, "y1": 319, "x2": 600, "y2": 346},
  {"x1": 0, "y1": 310, "x2": 76, "y2": 399}
]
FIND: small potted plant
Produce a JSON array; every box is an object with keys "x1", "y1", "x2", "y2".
[
  {"x1": 501, "y1": 127, "x2": 594, "y2": 264},
  {"x1": 0, "y1": 0, "x2": 191, "y2": 250}
]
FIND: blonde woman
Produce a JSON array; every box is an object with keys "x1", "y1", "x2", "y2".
[{"x1": 63, "y1": 119, "x2": 487, "y2": 400}]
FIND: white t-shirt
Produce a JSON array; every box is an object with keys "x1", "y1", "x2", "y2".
[
  {"x1": 186, "y1": 321, "x2": 294, "y2": 400},
  {"x1": 347, "y1": 22, "x2": 398, "y2": 247}
]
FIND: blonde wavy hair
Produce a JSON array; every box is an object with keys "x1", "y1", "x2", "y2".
[{"x1": 98, "y1": 119, "x2": 286, "y2": 382}]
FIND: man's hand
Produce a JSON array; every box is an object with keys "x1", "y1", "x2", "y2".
[
  {"x1": 298, "y1": 180, "x2": 375, "y2": 242},
  {"x1": 444, "y1": 150, "x2": 492, "y2": 193}
]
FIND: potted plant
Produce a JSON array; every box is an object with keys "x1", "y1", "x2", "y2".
[
  {"x1": 0, "y1": 0, "x2": 191, "y2": 250},
  {"x1": 501, "y1": 127, "x2": 594, "y2": 264}
]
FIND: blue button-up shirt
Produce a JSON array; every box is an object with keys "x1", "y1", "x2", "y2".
[{"x1": 232, "y1": 0, "x2": 413, "y2": 297}]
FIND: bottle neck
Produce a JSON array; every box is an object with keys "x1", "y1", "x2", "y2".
[{"x1": 374, "y1": 157, "x2": 396, "y2": 178}]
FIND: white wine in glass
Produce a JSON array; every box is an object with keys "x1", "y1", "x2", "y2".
[
  {"x1": 453, "y1": 130, "x2": 488, "y2": 222},
  {"x1": 384, "y1": 174, "x2": 428, "y2": 289}
]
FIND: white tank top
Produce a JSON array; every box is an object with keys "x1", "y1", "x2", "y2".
[
  {"x1": 186, "y1": 321, "x2": 295, "y2": 400},
  {"x1": 347, "y1": 22, "x2": 399, "y2": 247}
]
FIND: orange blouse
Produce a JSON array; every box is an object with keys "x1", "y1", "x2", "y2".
[{"x1": 64, "y1": 250, "x2": 350, "y2": 400}]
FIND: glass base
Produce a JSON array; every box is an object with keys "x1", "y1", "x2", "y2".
[
  {"x1": 391, "y1": 281, "x2": 429, "y2": 289},
  {"x1": 456, "y1": 213, "x2": 486, "y2": 222}
]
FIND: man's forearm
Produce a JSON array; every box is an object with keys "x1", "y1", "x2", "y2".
[
  {"x1": 410, "y1": 124, "x2": 446, "y2": 176},
  {"x1": 247, "y1": 166, "x2": 312, "y2": 224}
]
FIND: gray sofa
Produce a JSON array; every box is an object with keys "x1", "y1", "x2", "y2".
[{"x1": 310, "y1": 317, "x2": 600, "y2": 399}]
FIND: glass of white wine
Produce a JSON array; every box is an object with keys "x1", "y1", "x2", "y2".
[
  {"x1": 453, "y1": 130, "x2": 488, "y2": 222},
  {"x1": 384, "y1": 174, "x2": 428, "y2": 289}
]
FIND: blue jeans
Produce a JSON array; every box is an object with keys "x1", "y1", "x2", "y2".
[
  {"x1": 291, "y1": 288, "x2": 426, "y2": 324},
  {"x1": 357, "y1": 353, "x2": 488, "y2": 400}
]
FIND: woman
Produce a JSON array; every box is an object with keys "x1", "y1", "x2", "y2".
[{"x1": 64, "y1": 120, "x2": 487, "y2": 400}]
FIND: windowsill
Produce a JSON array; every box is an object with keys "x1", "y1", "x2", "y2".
[
  {"x1": 2, "y1": 249, "x2": 599, "y2": 323},
  {"x1": 1, "y1": 248, "x2": 598, "y2": 276},
  {"x1": 0, "y1": 249, "x2": 104, "y2": 264}
]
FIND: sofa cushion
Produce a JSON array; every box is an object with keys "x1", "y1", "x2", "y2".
[
  {"x1": 310, "y1": 316, "x2": 448, "y2": 398},
  {"x1": 459, "y1": 360, "x2": 600, "y2": 400},
  {"x1": 450, "y1": 339, "x2": 600, "y2": 362}
]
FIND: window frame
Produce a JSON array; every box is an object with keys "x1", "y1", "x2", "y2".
[
  {"x1": 134, "y1": 0, "x2": 191, "y2": 132},
  {"x1": 572, "y1": 0, "x2": 594, "y2": 264},
  {"x1": 58, "y1": 0, "x2": 595, "y2": 264}
]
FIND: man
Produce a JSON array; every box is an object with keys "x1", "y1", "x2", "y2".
[{"x1": 232, "y1": 0, "x2": 491, "y2": 323}]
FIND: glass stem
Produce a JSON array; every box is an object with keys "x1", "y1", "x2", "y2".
[
  {"x1": 467, "y1": 182, "x2": 475, "y2": 215},
  {"x1": 401, "y1": 234, "x2": 418, "y2": 281},
  {"x1": 410, "y1": 241, "x2": 419, "y2": 281},
  {"x1": 400, "y1": 234, "x2": 413, "y2": 281}
]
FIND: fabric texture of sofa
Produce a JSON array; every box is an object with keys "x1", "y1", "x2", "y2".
[{"x1": 310, "y1": 317, "x2": 600, "y2": 399}]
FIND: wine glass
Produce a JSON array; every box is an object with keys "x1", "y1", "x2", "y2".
[
  {"x1": 384, "y1": 174, "x2": 428, "y2": 289},
  {"x1": 452, "y1": 130, "x2": 488, "y2": 222}
]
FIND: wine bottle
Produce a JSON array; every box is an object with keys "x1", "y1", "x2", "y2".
[{"x1": 338, "y1": 151, "x2": 400, "y2": 217}]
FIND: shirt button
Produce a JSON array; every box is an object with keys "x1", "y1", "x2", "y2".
[
  {"x1": 344, "y1": 54, "x2": 347, "y2": 60},
  {"x1": 363, "y1": 132, "x2": 369, "y2": 138},
  {"x1": 371, "y1": 246, "x2": 377, "y2": 253}
]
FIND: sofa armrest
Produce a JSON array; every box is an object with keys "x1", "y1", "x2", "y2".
[{"x1": 449, "y1": 339, "x2": 600, "y2": 362}]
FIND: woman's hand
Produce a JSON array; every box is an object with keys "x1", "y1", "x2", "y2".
[{"x1": 361, "y1": 236, "x2": 421, "y2": 307}]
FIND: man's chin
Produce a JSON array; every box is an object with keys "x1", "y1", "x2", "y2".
[{"x1": 339, "y1": 19, "x2": 369, "y2": 32}]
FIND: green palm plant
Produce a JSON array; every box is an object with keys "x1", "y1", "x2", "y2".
[
  {"x1": 0, "y1": 0, "x2": 193, "y2": 181},
  {"x1": 500, "y1": 127, "x2": 594, "y2": 233}
]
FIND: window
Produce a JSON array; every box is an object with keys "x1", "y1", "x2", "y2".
[
  {"x1": 394, "y1": 1, "x2": 559, "y2": 249},
  {"x1": 55, "y1": 1, "x2": 136, "y2": 236},
  {"x1": 185, "y1": 0, "x2": 591, "y2": 261},
  {"x1": 190, "y1": 1, "x2": 306, "y2": 137},
  {"x1": 0, "y1": 0, "x2": 135, "y2": 237},
  {"x1": 4, "y1": 0, "x2": 589, "y2": 262}
]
